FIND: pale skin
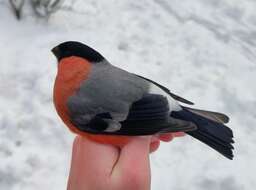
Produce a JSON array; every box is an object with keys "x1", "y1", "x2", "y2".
[{"x1": 67, "y1": 133, "x2": 185, "y2": 190}]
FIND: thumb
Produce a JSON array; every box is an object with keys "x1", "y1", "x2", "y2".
[
  {"x1": 67, "y1": 136, "x2": 119, "y2": 190},
  {"x1": 111, "y1": 136, "x2": 151, "y2": 189}
]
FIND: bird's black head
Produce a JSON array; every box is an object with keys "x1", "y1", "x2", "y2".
[{"x1": 51, "y1": 41, "x2": 104, "y2": 62}]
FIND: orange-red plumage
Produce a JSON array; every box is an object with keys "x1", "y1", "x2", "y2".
[{"x1": 54, "y1": 56, "x2": 131, "y2": 146}]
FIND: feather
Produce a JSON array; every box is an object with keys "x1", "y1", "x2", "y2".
[
  {"x1": 71, "y1": 94, "x2": 197, "y2": 135},
  {"x1": 135, "y1": 75, "x2": 194, "y2": 105},
  {"x1": 182, "y1": 106, "x2": 230, "y2": 124},
  {"x1": 171, "y1": 107, "x2": 234, "y2": 159}
]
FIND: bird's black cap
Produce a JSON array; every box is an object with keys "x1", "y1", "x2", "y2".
[{"x1": 51, "y1": 41, "x2": 104, "y2": 62}]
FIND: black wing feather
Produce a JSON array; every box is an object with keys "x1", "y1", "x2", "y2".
[
  {"x1": 71, "y1": 94, "x2": 196, "y2": 135},
  {"x1": 171, "y1": 107, "x2": 234, "y2": 159}
]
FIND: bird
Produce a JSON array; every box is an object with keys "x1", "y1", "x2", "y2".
[{"x1": 52, "y1": 41, "x2": 234, "y2": 159}]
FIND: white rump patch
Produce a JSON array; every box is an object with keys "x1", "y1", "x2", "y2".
[{"x1": 149, "y1": 84, "x2": 182, "y2": 112}]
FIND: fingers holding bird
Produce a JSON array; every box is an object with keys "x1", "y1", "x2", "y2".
[{"x1": 150, "y1": 132, "x2": 186, "y2": 153}]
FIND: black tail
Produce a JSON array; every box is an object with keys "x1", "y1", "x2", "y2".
[{"x1": 171, "y1": 106, "x2": 234, "y2": 160}]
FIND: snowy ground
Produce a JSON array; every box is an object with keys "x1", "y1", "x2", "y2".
[{"x1": 0, "y1": 0, "x2": 256, "y2": 189}]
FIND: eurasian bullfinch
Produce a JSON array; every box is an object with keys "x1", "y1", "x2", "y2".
[{"x1": 52, "y1": 41, "x2": 234, "y2": 159}]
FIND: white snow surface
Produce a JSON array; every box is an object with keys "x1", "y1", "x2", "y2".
[{"x1": 1, "y1": 0, "x2": 256, "y2": 189}]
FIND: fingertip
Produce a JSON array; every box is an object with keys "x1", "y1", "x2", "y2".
[
  {"x1": 173, "y1": 132, "x2": 186, "y2": 137},
  {"x1": 158, "y1": 132, "x2": 186, "y2": 142},
  {"x1": 158, "y1": 133, "x2": 174, "y2": 142},
  {"x1": 150, "y1": 140, "x2": 160, "y2": 153}
]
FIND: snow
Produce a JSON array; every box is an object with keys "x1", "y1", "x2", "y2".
[{"x1": 1, "y1": 0, "x2": 256, "y2": 189}]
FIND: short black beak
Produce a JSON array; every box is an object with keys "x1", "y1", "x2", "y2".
[{"x1": 51, "y1": 46, "x2": 60, "y2": 60}]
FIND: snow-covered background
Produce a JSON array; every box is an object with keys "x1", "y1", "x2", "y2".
[{"x1": 1, "y1": 0, "x2": 255, "y2": 189}]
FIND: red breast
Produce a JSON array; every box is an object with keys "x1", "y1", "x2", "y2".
[{"x1": 54, "y1": 56, "x2": 131, "y2": 146}]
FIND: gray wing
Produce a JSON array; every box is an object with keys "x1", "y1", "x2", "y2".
[
  {"x1": 67, "y1": 62, "x2": 150, "y2": 126},
  {"x1": 70, "y1": 93, "x2": 197, "y2": 135}
]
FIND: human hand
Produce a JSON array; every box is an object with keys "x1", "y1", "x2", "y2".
[{"x1": 67, "y1": 133, "x2": 185, "y2": 190}]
